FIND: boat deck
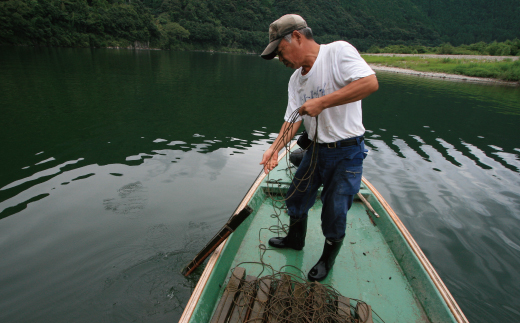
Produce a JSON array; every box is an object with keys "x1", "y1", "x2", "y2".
[{"x1": 226, "y1": 163, "x2": 428, "y2": 322}]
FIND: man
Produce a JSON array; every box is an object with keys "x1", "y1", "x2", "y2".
[{"x1": 259, "y1": 14, "x2": 378, "y2": 282}]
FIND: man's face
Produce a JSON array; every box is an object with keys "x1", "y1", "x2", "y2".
[{"x1": 275, "y1": 38, "x2": 299, "y2": 69}]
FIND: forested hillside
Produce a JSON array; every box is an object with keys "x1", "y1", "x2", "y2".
[{"x1": 1, "y1": 0, "x2": 519, "y2": 52}]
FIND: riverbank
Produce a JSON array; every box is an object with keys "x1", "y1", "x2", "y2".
[
  {"x1": 363, "y1": 53, "x2": 519, "y2": 61},
  {"x1": 362, "y1": 54, "x2": 520, "y2": 85},
  {"x1": 369, "y1": 64, "x2": 519, "y2": 86}
]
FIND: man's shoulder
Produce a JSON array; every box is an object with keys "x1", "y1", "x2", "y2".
[
  {"x1": 323, "y1": 40, "x2": 355, "y2": 48},
  {"x1": 323, "y1": 41, "x2": 358, "y2": 54},
  {"x1": 288, "y1": 68, "x2": 302, "y2": 83}
]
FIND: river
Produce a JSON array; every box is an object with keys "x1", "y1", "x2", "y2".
[{"x1": 0, "y1": 46, "x2": 519, "y2": 322}]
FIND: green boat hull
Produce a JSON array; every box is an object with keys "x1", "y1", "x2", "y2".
[{"x1": 180, "y1": 144, "x2": 468, "y2": 323}]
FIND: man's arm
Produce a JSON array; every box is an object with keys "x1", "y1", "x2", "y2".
[
  {"x1": 260, "y1": 120, "x2": 302, "y2": 173},
  {"x1": 299, "y1": 74, "x2": 378, "y2": 117}
]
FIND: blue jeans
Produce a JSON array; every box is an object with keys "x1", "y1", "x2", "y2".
[{"x1": 286, "y1": 136, "x2": 365, "y2": 240}]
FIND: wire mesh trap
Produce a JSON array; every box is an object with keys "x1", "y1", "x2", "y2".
[{"x1": 210, "y1": 267, "x2": 375, "y2": 323}]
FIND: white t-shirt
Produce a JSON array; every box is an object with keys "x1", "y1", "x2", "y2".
[{"x1": 284, "y1": 41, "x2": 375, "y2": 143}]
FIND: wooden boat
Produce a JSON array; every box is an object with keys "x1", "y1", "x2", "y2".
[{"x1": 179, "y1": 142, "x2": 469, "y2": 323}]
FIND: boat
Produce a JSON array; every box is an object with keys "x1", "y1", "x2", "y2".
[{"x1": 179, "y1": 141, "x2": 469, "y2": 323}]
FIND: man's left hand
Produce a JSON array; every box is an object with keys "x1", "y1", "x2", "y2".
[{"x1": 299, "y1": 98, "x2": 324, "y2": 117}]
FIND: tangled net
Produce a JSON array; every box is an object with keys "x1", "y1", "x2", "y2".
[{"x1": 210, "y1": 266, "x2": 378, "y2": 323}]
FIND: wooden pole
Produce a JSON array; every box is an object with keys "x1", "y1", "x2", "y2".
[
  {"x1": 357, "y1": 192, "x2": 379, "y2": 218},
  {"x1": 182, "y1": 206, "x2": 253, "y2": 276},
  {"x1": 182, "y1": 142, "x2": 298, "y2": 277}
]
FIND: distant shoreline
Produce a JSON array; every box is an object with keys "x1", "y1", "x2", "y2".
[
  {"x1": 363, "y1": 53, "x2": 519, "y2": 62},
  {"x1": 370, "y1": 65, "x2": 519, "y2": 86},
  {"x1": 364, "y1": 53, "x2": 519, "y2": 86}
]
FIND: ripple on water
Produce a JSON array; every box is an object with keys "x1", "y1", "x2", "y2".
[{"x1": 103, "y1": 181, "x2": 148, "y2": 215}]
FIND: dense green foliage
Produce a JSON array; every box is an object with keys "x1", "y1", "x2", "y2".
[
  {"x1": 0, "y1": 0, "x2": 160, "y2": 48},
  {"x1": 363, "y1": 55, "x2": 520, "y2": 81},
  {"x1": 368, "y1": 39, "x2": 520, "y2": 56},
  {"x1": 1, "y1": 0, "x2": 519, "y2": 52},
  {"x1": 412, "y1": 0, "x2": 520, "y2": 45}
]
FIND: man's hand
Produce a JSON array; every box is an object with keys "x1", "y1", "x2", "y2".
[
  {"x1": 259, "y1": 120, "x2": 302, "y2": 173},
  {"x1": 299, "y1": 75, "x2": 379, "y2": 117},
  {"x1": 299, "y1": 98, "x2": 324, "y2": 117},
  {"x1": 260, "y1": 148, "x2": 279, "y2": 174}
]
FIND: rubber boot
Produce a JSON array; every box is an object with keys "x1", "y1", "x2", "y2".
[
  {"x1": 308, "y1": 238, "x2": 344, "y2": 282},
  {"x1": 289, "y1": 148, "x2": 306, "y2": 167},
  {"x1": 268, "y1": 217, "x2": 307, "y2": 250}
]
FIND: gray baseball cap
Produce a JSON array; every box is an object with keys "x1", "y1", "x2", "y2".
[{"x1": 261, "y1": 14, "x2": 307, "y2": 60}]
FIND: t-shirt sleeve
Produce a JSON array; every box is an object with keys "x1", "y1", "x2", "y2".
[
  {"x1": 334, "y1": 42, "x2": 375, "y2": 86},
  {"x1": 284, "y1": 78, "x2": 303, "y2": 123}
]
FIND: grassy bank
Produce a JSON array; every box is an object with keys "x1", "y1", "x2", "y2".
[
  {"x1": 367, "y1": 40, "x2": 520, "y2": 56},
  {"x1": 362, "y1": 55, "x2": 520, "y2": 82}
]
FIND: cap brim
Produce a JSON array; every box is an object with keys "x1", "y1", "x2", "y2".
[{"x1": 261, "y1": 39, "x2": 282, "y2": 60}]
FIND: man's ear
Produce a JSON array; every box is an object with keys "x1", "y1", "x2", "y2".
[{"x1": 293, "y1": 30, "x2": 303, "y2": 44}]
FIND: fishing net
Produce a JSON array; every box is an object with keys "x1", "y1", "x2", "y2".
[{"x1": 210, "y1": 266, "x2": 378, "y2": 323}]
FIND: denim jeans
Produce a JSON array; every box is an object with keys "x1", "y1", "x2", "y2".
[{"x1": 285, "y1": 136, "x2": 365, "y2": 240}]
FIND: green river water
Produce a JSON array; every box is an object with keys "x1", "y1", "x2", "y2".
[{"x1": 0, "y1": 46, "x2": 519, "y2": 322}]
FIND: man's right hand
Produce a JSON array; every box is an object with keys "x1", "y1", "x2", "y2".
[{"x1": 260, "y1": 148, "x2": 279, "y2": 174}]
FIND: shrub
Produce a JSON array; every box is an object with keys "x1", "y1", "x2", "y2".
[
  {"x1": 468, "y1": 41, "x2": 487, "y2": 54},
  {"x1": 367, "y1": 45, "x2": 381, "y2": 53},
  {"x1": 486, "y1": 41, "x2": 500, "y2": 55},
  {"x1": 415, "y1": 46, "x2": 427, "y2": 53},
  {"x1": 495, "y1": 43, "x2": 511, "y2": 56},
  {"x1": 437, "y1": 43, "x2": 454, "y2": 54}
]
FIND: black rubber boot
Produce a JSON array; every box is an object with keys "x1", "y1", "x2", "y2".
[
  {"x1": 289, "y1": 148, "x2": 306, "y2": 167},
  {"x1": 268, "y1": 217, "x2": 307, "y2": 250},
  {"x1": 308, "y1": 238, "x2": 344, "y2": 282}
]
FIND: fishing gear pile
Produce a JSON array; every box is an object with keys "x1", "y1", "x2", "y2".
[{"x1": 209, "y1": 266, "x2": 377, "y2": 323}]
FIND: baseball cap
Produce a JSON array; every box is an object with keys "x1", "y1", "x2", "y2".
[{"x1": 260, "y1": 14, "x2": 307, "y2": 60}]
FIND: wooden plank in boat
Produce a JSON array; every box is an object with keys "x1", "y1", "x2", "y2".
[
  {"x1": 337, "y1": 295, "x2": 352, "y2": 320},
  {"x1": 291, "y1": 282, "x2": 307, "y2": 322},
  {"x1": 310, "y1": 283, "x2": 327, "y2": 321},
  {"x1": 210, "y1": 267, "x2": 246, "y2": 323},
  {"x1": 356, "y1": 302, "x2": 374, "y2": 323},
  {"x1": 249, "y1": 277, "x2": 271, "y2": 322},
  {"x1": 228, "y1": 275, "x2": 257, "y2": 323},
  {"x1": 267, "y1": 274, "x2": 292, "y2": 323}
]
